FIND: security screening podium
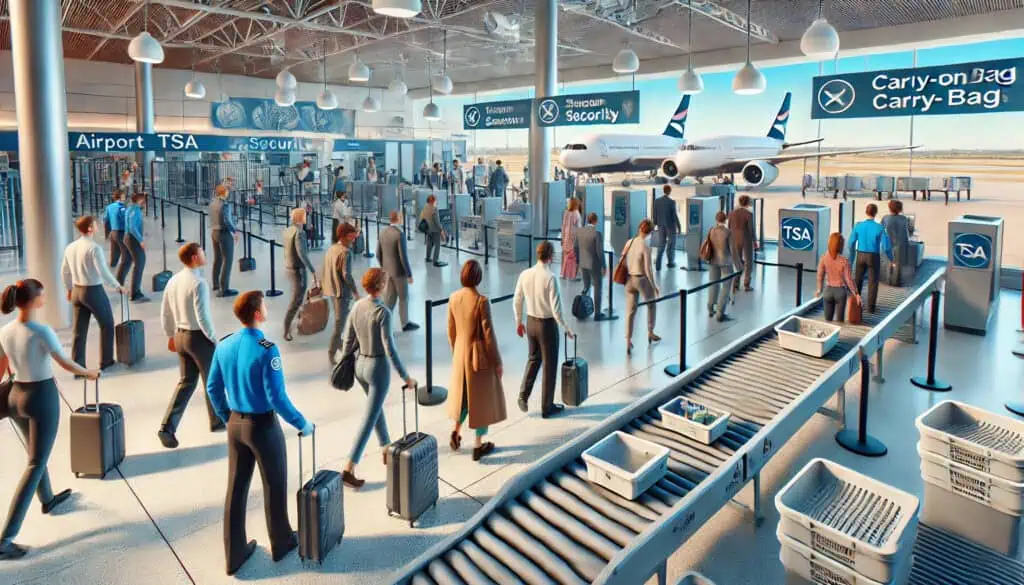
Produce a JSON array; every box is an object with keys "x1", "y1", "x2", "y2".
[
  {"x1": 778, "y1": 203, "x2": 831, "y2": 271},
  {"x1": 945, "y1": 215, "x2": 1004, "y2": 335},
  {"x1": 541, "y1": 180, "x2": 567, "y2": 235},
  {"x1": 683, "y1": 196, "x2": 719, "y2": 270},
  {"x1": 610, "y1": 189, "x2": 647, "y2": 254}
]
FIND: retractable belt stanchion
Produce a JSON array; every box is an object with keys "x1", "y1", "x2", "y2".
[
  {"x1": 361, "y1": 210, "x2": 374, "y2": 259},
  {"x1": 421, "y1": 299, "x2": 449, "y2": 406},
  {"x1": 836, "y1": 352, "x2": 888, "y2": 457},
  {"x1": 159, "y1": 198, "x2": 166, "y2": 230},
  {"x1": 665, "y1": 271, "x2": 741, "y2": 377},
  {"x1": 911, "y1": 290, "x2": 952, "y2": 393},
  {"x1": 795, "y1": 262, "x2": 805, "y2": 306},
  {"x1": 604, "y1": 250, "x2": 618, "y2": 320},
  {"x1": 175, "y1": 203, "x2": 184, "y2": 243}
]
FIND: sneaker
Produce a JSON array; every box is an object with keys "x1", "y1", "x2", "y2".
[
  {"x1": 41, "y1": 489, "x2": 72, "y2": 515},
  {"x1": 217, "y1": 289, "x2": 239, "y2": 298},
  {"x1": 402, "y1": 322, "x2": 420, "y2": 332},
  {"x1": 0, "y1": 541, "x2": 27, "y2": 561},
  {"x1": 158, "y1": 429, "x2": 179, "y2": 449}
]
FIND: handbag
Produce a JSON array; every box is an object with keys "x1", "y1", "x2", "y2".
[
  {"x1": 330, "y1": 352, "x2": 356, "y2": 391},
  {"x1": 699, "y1": 230, "x2": 715, "y2": 263},
  {"x1": 470, "y1": 298, "x2": 491, "y2": 372},
  {"x1": 417, "y1": 218, "x2": 430, "y2": 234},
  {"x1": 0, "y1": 368, "x2": 13, "y2": 421},
  {"x1": 846, "y1": 294, "x2": 863, "y2": 325},
  {"x1": 612, "y1": 239, "x2": 634, "y2": 286}
]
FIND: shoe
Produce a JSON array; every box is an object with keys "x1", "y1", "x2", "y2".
[
  {"x1": 41, "y1": 489, "x2": 72, "y2": 515},
  {"x1": 594, "y1": 313, "x2": 610, "y2": 322},
  {"x1": 517, "y1": 397, "x2": 528, "y2": 413},
  {"x1": 100, "y1": 362, "x2": 118, "y2": 372},
  {"x1": 158, "y1": 429, "x2": 179, "y2": 449},
  {"x1": 542, "y1": 404, "x2": 565, "y2": 419},
  {"x1": 648, "y1": 333, "x2": 662, "y2": 344},
  {"x1": 0, "y1": 541, "x2": 27, "y2": 561},
  {"x1": 341, "y1": 470, "x2": 365, "y2": 489},
  {"x1": 226, "y1": 540, "x2": 257, "y2": 576},
  {"x1": 472, "y1": 442, "x2": 495, "y2": 462},
  {"x1": 217, "y1": 289, "x2": 238, "y2": 298},
  {"x1": 450, "y1": 431, "x2": 461, "y2": 452},
  {"x1": 626, "y1": 341, "x2": 633, "y2": 355},
  {"x1": 210, "y1": 421, "x2": 226, "y2": 433},
  {"x1": 131, "y1": 295, "x2": 151, "y2": 304},
  {"x1": 667, "y1": 263, "x2": 677, "y2": 268},
  {"x1": 329, "y1": 352, "x2": 337, "y2": 366},
  {"x1": 708, "y1": 306, "x2": 716, "y2": 317},
  {"x1": 402, "y1": 322, "x2": 420, "y2": 332},
  {"x1": 744, "y1": 286, "x2": 754, "y2": 292},
  {"x1": 433, "y1": 261, "x2": 448, "y2": 268},
  {"x1": 272, "y1": 532, "x2": 298, "y2": 563},
  {"x1": 283, "y1": 331, "x2": 294, "y2": 342},
  {"x1": 717, "y1": 315, "x2": 735, "y2": 323}
]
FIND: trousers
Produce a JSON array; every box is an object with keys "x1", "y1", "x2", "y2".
[
  {"x1": 521, "y1": 316, "x2": 559, "y2": 414},
  {"x1": 124, "y1": 234, "x2": 146, "y2": 298},
  {"x1": 329, "y1": 295, "x2": 353, "y2": 359},
  {"x1": 580, "y1": 268, "x2": 603, "y2": 316},
  {"x1": 625, "y1": 275, "x2": 656, "y2": 340},
  {"x1": 114, "y1": 232, "x2": 131, "y2": 285},
  {"x1": 162, "y1": 330, "x2": 220, "y2": 433},
  {"x1": 108, "y1": 230, "x2": 124, "y2": 269},
  {"x1": 382, "y1": 274, "x2": 410, "y2": 327},
  {"x1": 425, "y1": 232, "x2": 441, "y2": 263},
  {"x1": 212, "y1": 230, "x2": 234, "y2": 292},
  {"x1": 707, "y1": 264, "x2": 732, "y2": 317},
  {"x1": 284, "y1": 268, "x2": 307, "y2": 334},
  {"x1": 823, "y1": 286, "x2": 849, "y2": 322},
  {"x1": 2, "y1": 380, "x2": 59, "y2": 542},
  {"x1": 731, "y1": 240, "x2": 755, "y2": 291},
  {"x1": 854, "y1": 251, "x2": 881, "y2": 312},
  {"x1": 224, "y1": 412, "x2": 293, "y2": 571},
  {"x1": 349, "y1": 356, "x2": 391, "y2": 464},
  {"x1": 655, "y1": 232, "x2": 677, "y2": 270},
  {"x1": 71, "y1": 284, "x2": 115, "y2": 368}
]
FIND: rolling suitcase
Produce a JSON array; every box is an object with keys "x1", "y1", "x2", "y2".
[
  {"x1": 561, "y1": 334, "x2": 589, "y2": 407},
  {"x1": 296, "y1": 427, "x2": 344, "y2": 564},
  {"x1": 115, "y1": 294, "x2": 145, "y2": 366},
  {"x1": 70, "y1": 379, "x2": 125, "y2": 479},
  {"x1": 386, "y1": 384, "x2": 438, "y2": 527},
  {"x1": 151, "y1": 234, "x2": 172, "y2": 292}
]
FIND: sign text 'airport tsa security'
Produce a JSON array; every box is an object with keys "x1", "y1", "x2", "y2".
[{"x1": 811, "y1": 57, "x2": 1021, "y2": 119}]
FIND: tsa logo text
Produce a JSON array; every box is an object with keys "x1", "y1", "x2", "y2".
[
  {"x1": 952, "y1": 232, "x2": 992, "y2": 269},
  {"x1": 781, "y1": 217, "x2": 815, "y2": 251}
]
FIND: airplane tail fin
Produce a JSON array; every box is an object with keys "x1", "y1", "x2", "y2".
[
  {"x1": 662, "y1": 95, "x2": 691, "y2": 139},
  {"x1": 767, "y1": 92, "x2": 792, "y2": 141}
]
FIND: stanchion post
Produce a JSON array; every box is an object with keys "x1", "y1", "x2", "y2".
[
  {"x1": 835, "y1": 353, "x2": 888, "y2": 457},
  {"x1": 420, "y1": 299, "x2": 448, "y2": 406},
  {"x1": 911, "y1": 290, "x2": 952, "y2": 392},
  {"x1": 484, "y1": 227, "x2": 489, "y2": 265},
  {"x1": 159, "y1": 198, "x2": 166, "y2": 229},
  {"x1": 795, "y1": 262, "x2": 804, "y2": 306},
  {"x1": 199, "y1": 212, "x2": 207, "y2": 250},
  {"x1": 361, "y1": 211, "x2": 374, "y2": 258},
  {"x1": 664, "y1": 289, "x2": 688, "y2": 377},
  {"x1": 604, "y1": 250, "x2": 618, "y2": 320},
  {"x1": 175, "y1": 204, "x2": 184, "y2": 243},
  {"x1": 265, "y1": 240, "x2": 283, "y2": 297}
]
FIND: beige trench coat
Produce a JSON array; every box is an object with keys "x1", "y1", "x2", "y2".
[{"x1": 447, "y1": 287, "x2": 507, "y2": 429}]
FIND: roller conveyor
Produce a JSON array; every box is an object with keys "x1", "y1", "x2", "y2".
[
  {"x1": 909, "y1": 524, "x2": 1024, "y2": 585},
  {"x1": 396, "y1": 261, "x2": 946, "y2": 585}
]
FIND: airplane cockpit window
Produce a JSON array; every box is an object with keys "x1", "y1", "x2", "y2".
[
  {"x1": 679, "y1": 144, "x2": 711, "y2": 152},
  {"x1": 563, "y1": 144, "x2": 588, "y2": 151}
]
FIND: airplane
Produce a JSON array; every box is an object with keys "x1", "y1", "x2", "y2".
[
  {"x1": 558, "y1": 95, "x2": 690, "y2": 184},
  {"x1": 656, "y1": 92, "x2": 917, "y2": 188}
]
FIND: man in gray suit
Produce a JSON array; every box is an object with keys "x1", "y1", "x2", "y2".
[
  {"x1": 652, "y1": 185, "x2": 682, "y2": 271},
  {"x1": 576, "y1": 213, "x2": 609, "y2": 321},
  {"x1": 209, "y1": 185, "x2": 239, "y2": 297},
  {"x1": 377, "y1": 210, "x2": 419, "y2": 332},
  {"x1": 282, "y1": 208, "x2": 317, "y2": 341}
]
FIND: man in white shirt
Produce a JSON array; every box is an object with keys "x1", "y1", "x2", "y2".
[
  {"x1": 62, "y1": 216, "x2": 127, "y2": 371},
  {"x1": 158, "y1": 242, "x2": 224, "y2": 449},
  {"x1": 513, "y1": 241, "x2": 574, "y2": 418}
]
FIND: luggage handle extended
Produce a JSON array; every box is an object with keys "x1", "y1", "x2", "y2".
[
  {"x1": 119, "y1": 292, "x2": 131, "y2": 324},
  {"x1": 401, "y1": 382, "x2": 419, "y2": 437},
  {"x1": 82, "y1": 377, "x2": 101, "y2": 410},
  {"x1": 564, "y1": 332, "x2": 578, "y2": 363},
  {"x1": 297, "y1": 424, "x2": 317, "y2": 484}
]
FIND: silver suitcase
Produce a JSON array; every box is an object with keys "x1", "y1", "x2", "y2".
[{"x1": 385, "y1": 384, "x2": 438, "y2": 527}]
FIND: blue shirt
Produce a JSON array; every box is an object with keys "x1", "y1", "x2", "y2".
[
  {"x1": 333, "y1": 177, "x2": 346, "y2": 193},
  {"x1": 125, "y1": 204, "x2": 144, "y2": 243},
  {"x1": 849, "y1": 219, "x2": 892, "y2": 257},
  {"x1": 206, "y1": 328, "x2": 308, "y2": 431},
  {"x1": 105, "y1": 201, "x2": 126, "y2": 231}
]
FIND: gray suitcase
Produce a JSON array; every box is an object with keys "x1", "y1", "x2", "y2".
[
  {"x1": 70, "y1": 379, "x2": 125, "y2": 479},
  {"x1": 115, "y1": 295, "x2": 145, "y2": 366},
  {"x1": 386, "y1": 384, "x2": 438, "y2": 527},
  {"x1": 296, "y1": 427, "x2": 344, "y2": 564},
  {"x1": 561, "y1": 334, "x2": 589, "y2": 407}
]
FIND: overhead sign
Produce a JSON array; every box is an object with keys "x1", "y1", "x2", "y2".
[
  {"x1": 780, "y1": 217, "x2": 815, "y2": 251},
  {"x1": 211, "y1": 98, "x2": 356, "y2": 135},
  {"x1": 535, "y1": 90, "x2": 640, "y2": 127},
  {"x1": 952, "y1": 232, "x2": 992, "y2": 269},
  {"x1": 462, "y1": 99, "x2": 532, "y2": 130},
  {"x1": 812, "y1": 57, "x2": 1021, "y2": 119}
]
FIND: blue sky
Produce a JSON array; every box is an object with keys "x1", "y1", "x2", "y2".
[{"x1": 427, "y1": 36, "x2": 1024, "y2": 151}]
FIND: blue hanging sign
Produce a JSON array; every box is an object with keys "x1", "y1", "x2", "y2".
[
  {"x1": 812, "y1": 58, "x2": 1022, "y2": 119},
  {"x1": 535, "y1": 90, "x2": 640, "y2": 127},
  {"x1": 211, "y1": 98, "x2": 356, "y2": 135},
  {"x1": 462, "y1": 99, "x2": 533, "y2": 130}
]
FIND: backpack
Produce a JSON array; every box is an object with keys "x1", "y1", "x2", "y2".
[{"x1": 571, "y1": 293, "x2": 595, "y2": 320}]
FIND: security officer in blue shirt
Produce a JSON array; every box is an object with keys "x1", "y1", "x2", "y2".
[
  {"x1": 206, "y1": 290, "x2": 312, "y2": 576},
  {"x1": 104, "y1": 190, "x2": 127, "y2": 270}
]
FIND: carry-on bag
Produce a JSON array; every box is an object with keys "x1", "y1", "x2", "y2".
[
  {"x1": 571, "y1": 292, "x2": 595, "y2": 320},
  {"x1": 330, "y1": 352, "x2": 356, "y2": 391},
  {"x1": 386, "y1": 384, "x2": 438, "y2": 527},
  {"x1": 296, "y1": 426, "x2": 344, "y2": 564},
  {"x1": 115, "y1": 294, "x2": 145, "y2": 366},
  {"x1": 70, "y1": 379, "x2": 125, "y2": 479},
  {"x1": 297, "y1": 282, "x2": 329, "y2": 336},
  {"x1": 561, "y1": 334, "x2": 589, "y2": 407},
  {"x1": 847, "y1": 293, "x2": 863, "y2": 325},
  {"x1": 612, "y1": 239, "x2": 634, "y2": 286},
  {"x1": 151, "y1": 233, "x2": 172, "y2": 292}
]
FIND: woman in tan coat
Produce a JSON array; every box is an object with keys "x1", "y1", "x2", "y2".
[{"x1": 447, "y1": 260, "x2": 506, "y2": 461}]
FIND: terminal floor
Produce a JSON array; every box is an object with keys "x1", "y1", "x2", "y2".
[{"x1": 0, "y1": 211, "x2": 1020, "y2": 585}]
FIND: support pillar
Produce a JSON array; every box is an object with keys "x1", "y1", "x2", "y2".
[
  {"x1": 9, "y1": 0, "x2": 71, "y2": 326},
  {"x1": 528, "y1": 0, "x2": 557, "y2": 236},
  {"x1": 135, "y1": 62, "x2": 155, "y2": 185}
]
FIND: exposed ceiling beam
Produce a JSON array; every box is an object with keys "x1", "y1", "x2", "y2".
[
  {"x1": 678, "y1": 0, "x2": 777, "y2": 44},
  {"x1": 560, "y1": 3, "x2": 688, "y2": 52},
  {"x1": 162, "y1": 8, "x2": 213, "y2": 43},
  {"x1": 85, "y1": 1, "x2": 147, "y2": 60},
  {"x1": 150, "y1": 0, "x2": 379, "y2": 38}
]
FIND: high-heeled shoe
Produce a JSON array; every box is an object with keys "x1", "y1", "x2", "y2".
[
  {"x1": 648, "y1": 332, "x2": 662, "y2": 344},
  {"x1": 626, "y1": 341, "x2": 634, "y2": 355},
  {"x1": 450, "y1": 430, "x2": 462, "y2": 452}
]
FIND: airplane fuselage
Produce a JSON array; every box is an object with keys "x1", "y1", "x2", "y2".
[
  {"x1": 559, "y1": 133, "x2": 681, "y2": 174},
  {"x1": 673, "y1": 135, "x2": 784, "y2": 178}
]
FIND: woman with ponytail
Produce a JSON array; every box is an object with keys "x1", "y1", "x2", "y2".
[{"x1": 0, "y1": 279, "x2": 99, "y2": 560}]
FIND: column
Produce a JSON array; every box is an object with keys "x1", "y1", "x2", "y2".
[
  {"x1": 529, "y1": 0, "x2": 557, "y2": 236},
  {"x1": 9, "y1": 0, "x2": 71, "y2": 326},
  {"x1": 135, "y1": 62, "x2": 156, "y2": 187}
]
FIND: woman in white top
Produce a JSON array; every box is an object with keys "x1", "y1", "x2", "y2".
[
  {"x1": 621, "y1": 219, "x2": 661, "y2": 354},
  {"x1": 331, "y1": 192, "x2": 352, "y2": 244},
  {"x1": 0, "y1": 279, "x2": 99, "y2": 560}
]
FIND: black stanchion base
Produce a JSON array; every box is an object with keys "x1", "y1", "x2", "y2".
[
  {"x1": 418, "y1": 385, "x2": 448, "y2": 406},
  {"x1": 265, "y1": 289, "x2": 283, "y2": 298},
  {"x1": 910, "y1": 376, "x2": 953, "y2": 392},
  {"x1": 175, "y1": 238, "x2": 185, "y2": 244},
  {"x1": 362, "y1": 252, "x2": 375, "y2": 259},
  {"x1": 835, "y1": 429, "x2": 888, "y2": 457},
  {"x1": 1006, "y1": 402, "x2": 1024, "y2": 417},
  {"x1": 664, "y1": 364, "x2": 684, "y2": 377},
  {"x1": 1013, "y1": 344, "x2": 1024, "y2": 358}
]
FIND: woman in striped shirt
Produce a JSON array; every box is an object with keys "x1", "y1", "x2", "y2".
[{"x1": 816, "y1": 232, "x2": 860, "y2": 322}]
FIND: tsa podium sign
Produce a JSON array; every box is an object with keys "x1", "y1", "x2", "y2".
[
  {"x1": 535, "y1": 91, "x2": 640, "y2": 127},
  {"x1": 952, "y1": 232, "x2": 993, "y2": 269},
  {"x1": 781, "y1": 217, "x2": 815, "y2": 250},
  {"x1": 812, "y1": 57, "x2": 1021, "y2": 119},
  {"x1": 462, "y1": 99, "x2": 532, "y2": 130}
]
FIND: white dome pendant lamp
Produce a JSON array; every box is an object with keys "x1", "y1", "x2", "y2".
[
  {"x1": 732, "y1": 0, "x2": 766, "y2": 95},
  {"x1": 801, "y1": 0, "x2": 840, "y2": 59},
  {"x1": 612, "y1": 46, "x2": 640, "y2": 74},
  {"x1": 362, "y1": 89, "x2": 381, "y2": 113},
  {"x1": 128, "y1": 0, "x2": 164, "y2": 64},
  {"x1": 184, "y1": 49, "x2": 205, "y2": 99},
  {"x1": 276, "y1": 69, "x2": 297, "y2": 90},
  {"x1": 372, "y1": 0, "x2": 422, "y2": 18},
  {"x1": 348, "y1": 51, "x2": 371, "y2": 83},
  {"x1": 432, "y1": 31, "x2": 453, "y2": 95},
  {"x1": 422, "y1": 56, "x2": 441, "y2": 121},
  {"x1": 677, "y1": 0, "x2": 703, "y2": 94},
  {"x1": 316, "y1": 43, "x2": 338, "y2": 110},
  {"x1": 275, "y1": 88, "x2": 296, "y2": 107}
]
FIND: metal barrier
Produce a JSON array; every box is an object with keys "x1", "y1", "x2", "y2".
[
  {"x1": 754, "y1": 260, "x2": 806, "y2": 305},
  {"x1": 663, "y1": 270, "x2": 742, "y2": 377},
  {"x1": 246, "y1": 232, "x2": 283, "y2": 297},
  {"x1": 0, "y1": 172, "x2": 23, "y2": 261},
  {"x1": 908, "y1": 289, "x2": 953, "y2": 393}
]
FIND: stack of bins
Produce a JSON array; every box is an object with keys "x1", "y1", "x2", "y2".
[
  {"x1": 775, "y1": 459, "x2": 919, "y2": 585},
  {"x1": 916, "y1": 401, "x2": 1024, "y2": 555}
]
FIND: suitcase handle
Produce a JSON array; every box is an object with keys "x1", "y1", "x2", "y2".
[
  {"x1": 120, "y1": 292, "x2": 131, "y2": 324},
  {"x1": 297, "y1": 424, "x2": 317, "y2": 483},
  {"x1": 564, "y1": 332, "x2": 577, "y2": 362},
  {"x1": 401, "y1": 383, "x2": 418, "y2": 437},
  {"x1": 82, "y1": 378, "x2": 100, "y2": 409}
]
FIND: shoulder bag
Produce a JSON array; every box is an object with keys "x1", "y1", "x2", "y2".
[
  {"x1": 0, "y1": 368, "x2": 13, "y2": 421},
  {"x1": 699, "y1": 227, "x2": 715, "y2": 263},
  {"x1": 612, "y1": 239, "x2": 635, "y2": 286},
  {"x1": 470, "y1": 297, "x2": 491, "y2": 372}
]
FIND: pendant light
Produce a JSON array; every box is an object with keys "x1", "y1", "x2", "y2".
[
  {"x1": 184, "y1": 48, "x2": 205, "y2": 99},
  {"x1": 317, "y1": 42, "x2": 338, "y2": 110},
  {"x1": 422, "y1": 56, "x2": 441, "y2": 121},
  {"x1": 363, "y1": 88, "x2": 381, "y2": 113},
  {"x1": 276, "y1": 69, "x2": 297, "y2": 90},
  {"x1": 372, "y1": 0, "x2": 422, "y2": 18},
  {"x1": 801, "y1": 0, "x2": 840, "y2": 59},
  {"x1": 732, "y1": 0, "x2": 766, "y2": 95},
  {"x1": 348, "y1": 51, "x2": 371, "y2": 83},
  {"x1": 677, "y1": 0, "x2": 704, "y2": 94},
  {"x1": 389, "y1": 78, "x2": 408, "y2": 96},
  {"x1": 128, "y1": 0, "x2": 164, "y2": 64},
  {"x1": 275, "y1": 89, "x2": 296, "y2": 107},
  {"x1": 432, "y1": 31, "x2": 453, "y2": 95},
  {"x1": 612, "y1": 46, "x2": 640, "y2": 74}
]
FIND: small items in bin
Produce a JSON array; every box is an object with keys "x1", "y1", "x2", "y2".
[
  {"x1": 775, "y1": 316, "x2": 841, "y2": 358},
  {"x1": 659, "y1": 397, "x2": 731, "y2": 445}
]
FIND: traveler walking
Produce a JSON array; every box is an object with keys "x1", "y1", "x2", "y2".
[
  {"x1": 377, "y1": 210, "x2": 418, "y2": 331},
  {"x1": 123, "y1": 193, "x2": 149, "y2": 303},
  {"x1": 489, "y1": 160, "x2": 509, "y2": 200},
  {"x1": 816, "y1": 233, "x2": 860, "y2": 322},
  {"x1": 727, "y1": 194, "x2": 757, "y2": 293},
  {"x1": 331, "y1": 191, "x2": 352, "y2": 244},
  {"x1": 418, "y1": 195, "x2": 447, "y2": 268},
  {"x1": 209, "y1": 185, "x2": 239, "y2": 297},
  {"x1": 706, "y1": 212, "x2": 734, "y2": 322},
  {"x1": 848, "y1": 203, "x2": 892, "y2": 313},
  {"x1": 622, "y1": 219, "x2": 661, "y2": 354},
  {"x1": 281, "y1": 208, "x2": 317, "y2": 341},
  {"x1": 881, "y1": 200, "x2": 911, "y2": 287},
  {"x1": 652, "y1": 185, "x2": 682, "y2": 270},
  {"x1": 323, "y1": 223, "x2": 360, "y2": 365},
  {"x1": 577, "y1": 213, "x2": 609, "y2": 320},
  {"x1": 104, "y1": 190, "x2": 127, "y2": 270}
]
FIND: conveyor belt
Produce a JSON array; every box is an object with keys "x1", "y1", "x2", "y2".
[
  {"x1": 909, "y1": 524, "x2": 1024, "y2": 585},
  {"x1": 395, "y1": 261, "x2": 946, "y2": 585}
]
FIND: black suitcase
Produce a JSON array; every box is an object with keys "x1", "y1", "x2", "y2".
[
  {"x1": 296, "y1": 427, "x2": 344, "y2": 563},
  {"x1": 572, "y1": 292, "x2": 594, "y2": 320},
  {"x1": 115, "y1": 294, "x2": 145, "y2": 366},
  {"x1": 386, "y1": 384, "x2": 438, "y2": 527},
  {"x1": 561, "y1": 335, "x2": 589, "y2": 407},
  {"x1": 151, "y1": 234, "x2": 172, "y2": 292},
  {"x1": 70, "y1": 379, "x2": 125, "y2": 479}
]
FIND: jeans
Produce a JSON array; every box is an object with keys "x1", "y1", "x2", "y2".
[
  {"x1": 349, "y1": 356, "x2": 391, "y2": 464},
  {"x1": 707, "y1": 264, "x2": 732, "y2": 318},
  {"x1": 2, "y1": 380, "x2": 60, "y2": 542},
  {"x1": 624, "y1": 275, "x2": 656, "y2": 341},
  {"x1": 655, "y1": 232, "x2": 677, "y2": 270},
  {"x1": 854, "y1": 251, "x2": 881, "y2": 312},
  {"x1": 822, "y1": 286, "x2": 848, "y2": 322}
]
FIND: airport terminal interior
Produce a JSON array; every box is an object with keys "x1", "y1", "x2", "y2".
[{"x1": 0, "y1": 1, "x2": 1023, "y2": 585}]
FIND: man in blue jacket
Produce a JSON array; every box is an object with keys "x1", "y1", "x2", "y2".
[
  {"x1": 104, "y1": 190, "x2": 127, "y2": 269},
  {"x1": 848, "y1": 203, "x2": 892, "y2": 313},
  {"x1": 122, "y1": 193, "x2": 149, "y2": 302},
  {"x1": 489, "y1": 160, "x2": 509, "y2": 200}
]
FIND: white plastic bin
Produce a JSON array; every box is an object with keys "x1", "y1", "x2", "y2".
[
  {"x1": 659, "y1": 397, "x2": 731, "y2": 445},
  {"x1": 918, "y1": 445, "x2": 1024, "y2": 514},
  {"x1": 920, "y1": 476, "x2": 1022, "y2": 556},
  {"x1": 775, "y1": 459, "x2": 919, "y2": 583},
  {"x1": 916, "y1": 400, "x2": 1024, "y2": 482},
  {"x1": 676, "y1": 572, "x2": 716, "y2": 585},
  {"x1": 778, "y1": 530, "x2": 912, "y2": 585},
  {"x1": 582, "y1": 431, "x2": 669, "y2": 501},
  {"x1": 775, "y1": 317, "x2": 841, "y2": 358}
]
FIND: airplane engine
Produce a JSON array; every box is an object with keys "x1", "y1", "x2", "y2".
[
  {"x1": 741, "y1": 161, "x2": 779, "y2": 187},
  {"x1": 661, "y1": 159, "x2": 679, "y2": 178}
]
